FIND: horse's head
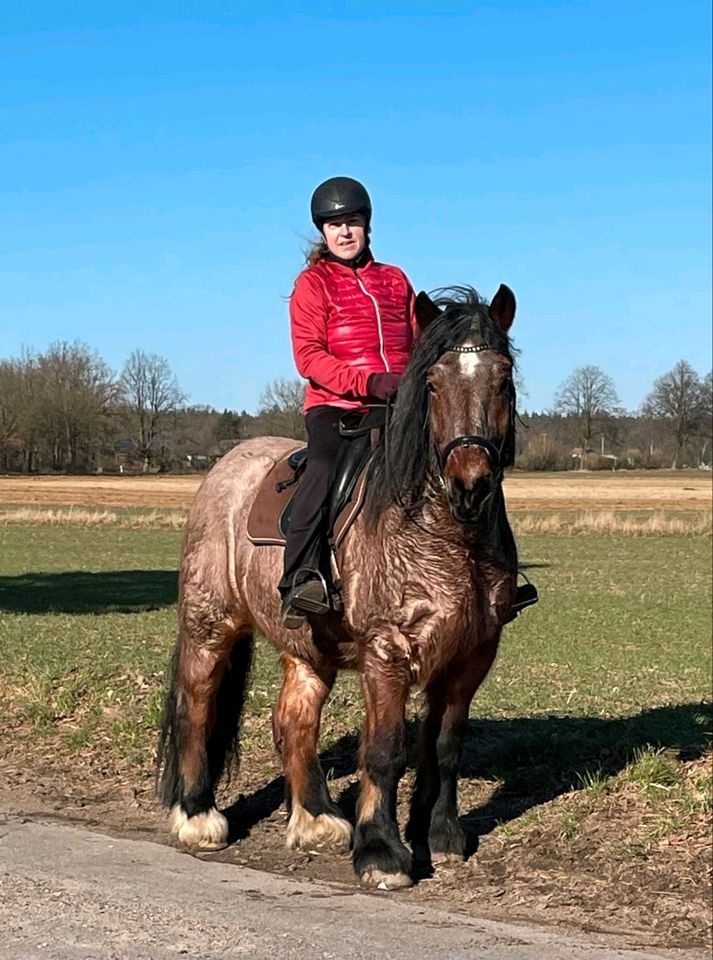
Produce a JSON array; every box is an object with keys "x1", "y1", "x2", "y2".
[
  {"x1": 365, "y1": 285, "x2": 517, "y2": 528},
  {"x1": 416, "y1": 285, "x2": 516, "y2": 524}
]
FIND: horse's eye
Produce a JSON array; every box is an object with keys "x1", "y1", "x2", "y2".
[{"x1": 426, "y1": 380, "x2": 437, "y2": 394}]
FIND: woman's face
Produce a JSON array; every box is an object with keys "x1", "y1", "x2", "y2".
[{"x1": 322, "y1": 214, "x2": 367, "y2": 259}]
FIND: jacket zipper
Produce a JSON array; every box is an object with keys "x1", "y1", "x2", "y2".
[{"x1": 355, "y1": 272, "x2": 390, "y2": 372}]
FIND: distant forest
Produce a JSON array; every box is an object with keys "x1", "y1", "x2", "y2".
[{"x1": 0, "y1": 342, "x2": 710, "y2": 474}]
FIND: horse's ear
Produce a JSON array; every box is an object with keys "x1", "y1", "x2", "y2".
[
  {"x1": 415, "y1": 291, "x2": 442, "y2": 332},
  {"x1": 489, "y1": 284, "x2": 516, "y2": 332}
]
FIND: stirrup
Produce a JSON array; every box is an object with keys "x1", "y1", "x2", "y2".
[
  {"x1": 503, "y1": 573, "x2": 539, "y2": 624},
  {"x1": 285, "y1": 568, "x2": 331, "y2": 616},
  {"x1": 513, "y1": 582, "x2": 538, "y2": 614}
]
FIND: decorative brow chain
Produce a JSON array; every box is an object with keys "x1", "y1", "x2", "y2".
[{"x1": 450, "y1": 343, "x2": 492, "y2": 354}]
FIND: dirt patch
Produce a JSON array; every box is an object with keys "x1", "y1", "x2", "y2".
[
  {"x1": 1, "y1": 471, "x2": 711, "y2": 512},
  {"x1": 0, "y1": 739, "x2": 709, "y2": 954}
]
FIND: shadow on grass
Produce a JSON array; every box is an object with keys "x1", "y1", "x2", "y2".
[
  {"x1": 0, "y1": 569, "x2": 178, "y2": 614},
  {"x1": 456, "y1": 702, "x2": 712, "y2": 857},
  {"x1": 223, "y1": 702, "x2": 712, "y2": 860}
]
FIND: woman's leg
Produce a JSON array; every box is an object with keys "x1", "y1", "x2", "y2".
[{"x1": 279, "y1": 405, "x2": 344, "y2": 611}]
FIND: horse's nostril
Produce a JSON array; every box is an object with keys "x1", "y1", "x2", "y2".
[
  {"x1": 472, "y1": 477, "x2": 492, "y2": 503},
  {"x1": 447, "y1": 474, "x2": 494, "y2": 521}
]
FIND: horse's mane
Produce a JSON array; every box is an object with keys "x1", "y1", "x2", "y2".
[{"x1": 365, "y1": 286, "x2": 517, "y2": 523}]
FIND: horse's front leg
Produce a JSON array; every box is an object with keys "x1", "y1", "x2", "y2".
[
  {"x1": 353, "y1": 653, "x2": 412, "y2": 889},
  {"x1": 272, "y1": 653, "x2": 352, "y2": 850},
  {"x1": 407, "y1": 638, "x2": 499, "y2": 862}
]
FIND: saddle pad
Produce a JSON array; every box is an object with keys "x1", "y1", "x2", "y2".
[{"x1": 246, "y1": 450, "x2": 368, "y2": 548}]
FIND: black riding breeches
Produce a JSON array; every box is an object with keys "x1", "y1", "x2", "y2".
[{"x1": 278, "y1": 405, "x2": 346, "y2": 598}]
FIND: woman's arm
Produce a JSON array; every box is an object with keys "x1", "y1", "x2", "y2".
[{"x1": 290, "y1": 273, "x2": 371, "y2": 399}]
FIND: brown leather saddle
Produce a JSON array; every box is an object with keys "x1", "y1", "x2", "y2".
[{"x1": 246, "y1": 408, "x2": 384, "y2": 553}]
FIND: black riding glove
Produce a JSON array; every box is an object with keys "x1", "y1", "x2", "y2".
[{"x1": 367, "y1": 372, "x2": 401, "y2": 400}]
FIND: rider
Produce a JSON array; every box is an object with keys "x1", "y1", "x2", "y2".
[
  {"x1": 279, "y1": 176, "x2": 415, "y2": 628},
  {"x1": 279, "y1": 176, "x2": 538, "y2": 629}
]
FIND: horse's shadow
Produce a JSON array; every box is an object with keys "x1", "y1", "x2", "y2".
[
  {"x1": 0, "y1": 570, "x2": 178, "y2": 614},
  {"x1": 223, "y1": 702, "x2": 711, "y2": 865}
]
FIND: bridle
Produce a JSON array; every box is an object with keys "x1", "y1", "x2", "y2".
[
  {"x1": 436, "y1": 434, "x2": 507, "y2": 487},
  {"x1": 431, "y1": 343, "x2": 514, "y2": 496},
  {"x1": 382, "y1": 341, "x2": 515, "y2": 531}
]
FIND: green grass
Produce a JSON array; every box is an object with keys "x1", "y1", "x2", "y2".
[
  {"x1": 0, "y1": 524, "x2": 710, "y2": 731},
  {"x1": 0, "y1": 521, "x2": 710, "y2": 849},
  {"x1": 479, "y1": 535, "x2": 712, "y2": 716}
]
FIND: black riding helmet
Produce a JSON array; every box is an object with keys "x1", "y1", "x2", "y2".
[{"x1": 310, "y1": 177, "x2": 372, "y2": 231}]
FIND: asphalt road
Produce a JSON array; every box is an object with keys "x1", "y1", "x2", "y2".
[{"x1": 0, "y1": 817, "x2": 699, "y2": 960}]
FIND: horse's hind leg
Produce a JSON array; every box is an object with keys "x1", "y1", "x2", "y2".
[
  {"x1": 272, "y1": 653, "x2": 352, "y2": 850},
  {"x1": 406, "y1": 640, "x2": 498, "y2": 861},
  {"x1": 158, "y1": 604, "x2": 252, "y2": 851}
]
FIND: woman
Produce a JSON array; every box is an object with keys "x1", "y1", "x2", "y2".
[{"x1": 279, "y1": 176, "x2": 416, "y2": 628}]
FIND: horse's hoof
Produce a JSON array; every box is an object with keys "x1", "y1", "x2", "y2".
[
  {"x1": 360, "y1": 867, "x2": 413, "y2": 890},
  {"x1": 428, "y1": 817, "x2": 466, "y2": 861},
  {"x1": 169, "y1": 804, "x2": 229, "y2": 851},
  {"x1": 286, "y1": 806, "x2": 353, "y2": 851}
]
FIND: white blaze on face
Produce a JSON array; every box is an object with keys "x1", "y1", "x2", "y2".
[{"x1": 458, "y1": 343, "x2": 483, "y2": 376}]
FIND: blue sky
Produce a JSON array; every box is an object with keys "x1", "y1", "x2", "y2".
[{"x1": 1, "y1": 1, "x2": 710, "y2": 414}]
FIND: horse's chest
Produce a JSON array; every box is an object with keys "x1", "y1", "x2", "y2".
[
  {"x1": 358, "y1": 585, "x2": 483, "y2": 683},
  {"x1": 342, "y1": 538, "x2": 503, "y2": 683}
]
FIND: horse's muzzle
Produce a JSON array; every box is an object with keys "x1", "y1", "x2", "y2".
[{"x1": 446, "y1": 475, "x2": 495, "y2": 524}]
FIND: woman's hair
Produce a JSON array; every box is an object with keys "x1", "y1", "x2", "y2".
[{"x1": 304, "y1": 237, "x2": 329, "y2": 266}]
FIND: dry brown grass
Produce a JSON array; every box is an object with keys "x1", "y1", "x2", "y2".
[
  {"x1": 0, "y1": 507, "x2": 186, "y2": 528},
  {"x1": 512, "y1": 510, "x2": 713, "y2": 536},
  {"x1": 2, "y1": 504, "x2": 711, "y2": 536}
]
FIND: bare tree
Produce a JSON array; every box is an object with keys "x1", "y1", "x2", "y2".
[
  {"x1": 700, "y1": 371, "x2": 712, "y2": 419},
  {"x1": 553, "y1": 365, "x2": 620, "y2": 468},
  {"x1": 700, "y1": 371, "x2": 713, "y2": 467},
  {"x1": 0, "y1": 350, "x2": 44, "y2": 472},
  {"x1": 256, "y1": 377, "x2": 306, "y2": 440},
  {"x1": 642, "y1": 360, "x2": 706, "y2": 468},
  {"x1": 0, "y1": 360, "x2": 24, "y2": 470},
  {"x1": 16, "y1": 350, "x2": 41, "y2": 473},
  {"x1": 120, "y1": 351, "x2": 186, "y2": 468},
  {"x1": 33, "y1": 342, "x2": 116, "y2": 471}
]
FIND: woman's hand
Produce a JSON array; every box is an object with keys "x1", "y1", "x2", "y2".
[{"x1": 367, "y1": 372, "x2": 401, "y2": 400}]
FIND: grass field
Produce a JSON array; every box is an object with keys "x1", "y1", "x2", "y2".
[{"x1": 0, "y1": 472, "x2": 711, "y2": 947}]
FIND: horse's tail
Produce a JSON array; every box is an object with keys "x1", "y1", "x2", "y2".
[{"x1": 155, "y1": 625, "x2": 254, "y2": 810}]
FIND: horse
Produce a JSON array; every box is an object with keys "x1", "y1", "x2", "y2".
[{"x1": 157, "y1": 284, "x2": 519, "y2": 890}]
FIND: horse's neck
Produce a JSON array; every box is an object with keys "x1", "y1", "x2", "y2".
[{"x1": 356, "y1": 489, "x2": 516, "y2": 574}]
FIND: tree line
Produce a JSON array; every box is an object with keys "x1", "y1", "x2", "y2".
[
  {"x1": 0, "y1": 342, "x2": 710, "y2": 473},
  {"x1": 531, "y1": 362, "x2": 713, "y2": 470}
]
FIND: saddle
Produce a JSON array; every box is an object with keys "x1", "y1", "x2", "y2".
[{"x1": 246, "y1": 408, "x2": 384, "y2": 559}]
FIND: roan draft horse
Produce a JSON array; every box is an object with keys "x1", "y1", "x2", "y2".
[{"x1": 158, "y1": 285, "x2": 520, "y2": 889}]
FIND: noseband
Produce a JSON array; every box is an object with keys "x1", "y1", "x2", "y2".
[{"x1": 437, "y1": 434, "x2": 506, "y2": 483}]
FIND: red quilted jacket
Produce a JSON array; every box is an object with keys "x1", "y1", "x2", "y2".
[{"x1": 290, "y1": 256, "x2": 416, "y2": 412}]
